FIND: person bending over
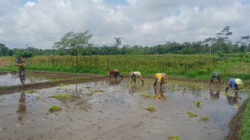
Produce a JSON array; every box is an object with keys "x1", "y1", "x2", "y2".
[
  {"x1": 154, "y1": 73, "x2": 167, "y2": 87},
  {"x1": 129, "y1": 71, "x2": 144, "y2": 83}
]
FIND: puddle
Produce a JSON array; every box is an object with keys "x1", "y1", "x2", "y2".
[
  {"x1": 0, "y1": 78, "x2": 248, "y2": 140},
  {"x1": 0, "y1": 73, "x2": 50, "y2": 86}
]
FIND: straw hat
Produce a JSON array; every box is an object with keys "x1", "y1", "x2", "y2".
[{"x1": 235, "y1": 78, "x2": 243, "y2": 86}]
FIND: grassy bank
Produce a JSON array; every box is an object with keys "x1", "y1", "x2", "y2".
[
  {"x1": 239, "y1": 92, "x2": 250, "y2": 140},
  {"x1": 0, "y1": 54, "x2": 249, "y2": 80}
]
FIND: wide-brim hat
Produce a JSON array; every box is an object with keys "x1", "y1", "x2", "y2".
[{"x1": 235, "y1": 78, "x2": 243, "y2": 85}]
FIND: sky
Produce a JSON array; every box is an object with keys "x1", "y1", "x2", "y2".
[{"x1": 0, "y1": 0, "x2": 250, "y2": 49}]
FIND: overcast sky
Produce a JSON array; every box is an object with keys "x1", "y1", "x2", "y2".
[{"x1": 0, "y1": 0, "x2": 250, "y2": 49}]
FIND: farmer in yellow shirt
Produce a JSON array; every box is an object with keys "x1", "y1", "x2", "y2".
[
  {"x1": 154, "y1": 73, "x2": 167, "y2": 87},
  {"x1": 129, "y1": 71, "x2": 144, "y2": 83}
]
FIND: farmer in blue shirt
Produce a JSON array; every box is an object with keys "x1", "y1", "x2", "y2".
[{"x1": 225, "y1": 78, "x2": 243, "y2": 93}]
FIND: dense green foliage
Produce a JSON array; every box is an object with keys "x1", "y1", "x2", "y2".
[
  {"x1": 0, "y1": 44, "x2": 14, "y2": 56},
  {"x1": 239, "y1": 92, "x2": 250, "y2": 140},
  {"x1": 1, "y1": 42, "x2": 249, "y2": 57},
  {"x1": 1, "y1": 54, "x2": 249, "y2": 80}
]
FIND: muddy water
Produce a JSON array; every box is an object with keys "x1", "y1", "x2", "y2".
[
  {"x1": 0, "y1": 73, "x2": 50, "y2": 86},
  {"x1": 0, "y1": 78, "x2": 248, "y2": 140}
]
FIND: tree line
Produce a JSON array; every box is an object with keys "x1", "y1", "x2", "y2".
[{"x1": 1, "y1": 26, "x2": 249, "y2": 58}]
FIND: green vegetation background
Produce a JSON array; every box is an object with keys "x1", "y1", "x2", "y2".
[
  {"x1": 1, "y1": 54, "x2": 249, "y2": 80},
  {"x1": 239, "y1": 92, "x2": 250, "y2": 140}
]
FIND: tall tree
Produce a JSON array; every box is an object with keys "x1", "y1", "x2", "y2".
[
  {"x1": 0, "y1": 44, "x2": 9, "y2": 56},
  {"x1": 54, "y1": 31, "x2": 92, "y2": 66},
  {"x1": 203, "y1": 37, "x2": 216, "y2": 54},
  {"x1": 216, "y1": 26, "x2": 232, "y2": 52},
  {"x1": 240, "y1": 35, "x2": 250, "y2": 53},
  {"x1": 114, "y1": 37, "x2": 121, "y2": 47}
]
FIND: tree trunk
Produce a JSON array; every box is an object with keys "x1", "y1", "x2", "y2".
[{"x1": 210, "y1": 46, "x2": 211, "y2": 55}]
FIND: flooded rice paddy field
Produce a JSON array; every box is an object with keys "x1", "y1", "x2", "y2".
[
  {"x1": 0, "y1": 72, "x2": 50, "y2": 86},
  {"x1": 0, "y1": 78, "x2": 248, "y2": 140}
]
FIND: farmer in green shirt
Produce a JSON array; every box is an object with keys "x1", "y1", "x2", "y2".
[
  {"x1": 16, "y1": 56, "x2": 26, "y2": 84},
  {"x1": 209, "y1": 72, "x2": 221, "y2": 85},
  {"x1": 129, "y1": 71, "x2": 144, "y2": 83}
]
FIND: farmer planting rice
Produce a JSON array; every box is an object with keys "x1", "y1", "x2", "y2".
[
  {"x1": 209, "y1": 72, "x2": 221, "y2": 84},
  {"x1": 225, "y1": 78, "x2": 243, "y2": 94},
  {"x1": 129, "y1": 71, "x2": 144, "y2": 83},
  {"x1": 109, "y1": 69, "x2": 123, "y2": 78},
  {"x1": 154, "y1": 73, "x2": 167, "y2": 87},
  {"x1": 16, "y1": 56, "x2": 26, "y2": 85}
]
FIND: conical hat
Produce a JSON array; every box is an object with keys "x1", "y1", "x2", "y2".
[{"x1": 235, "y1": 78, "x2": 243, "y2": 85}]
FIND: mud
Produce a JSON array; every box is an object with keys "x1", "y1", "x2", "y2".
[
  {"x1": 0, "y1": 78, "x2": 248, "y2": 140},
  {"x1": 0, "y1": 71, "x2": 105, "y2": 94},
  {"x1": 226, "y1": 100, "x2": 247, "y2": 140}
]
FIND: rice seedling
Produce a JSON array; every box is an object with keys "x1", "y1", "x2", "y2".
[
  {"x1": 168, "y1": 136, "x2": 180, "y2": 140},
  {"x1": 59, "y1": 83, "x2": 65, "y2": 87},
  {"x1": 141, "y1": 93, "x2": 154, "y2": 98},
  {"x1": 49, "y1": 105, "x2": 61, "y2": 113},
  {"x1": 26, "y1": 89, "x2": 36, "y2": 94},
  {"x1": 141, "y1": 106, "x2": 156, "y2": 112},
  {"x1": 186, "y1": 112, "x2": 197, "y2": 118},
  {"x1": 200, "y1": 115, "x2": 209, "y2": 121},
  {"x1": 225, "y1": 92, "x2": 231, "y2": 97},
  {"x1": 51, "y1": 93, "x2": 71, "y2": 99},
  {"x1": 192, "y1": 100, "x2": 202, "y2": 107}
]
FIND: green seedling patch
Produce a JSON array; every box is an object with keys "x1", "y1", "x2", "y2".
[
  {"x1": 200, "y1": 115, "x2": 209, "y2": 121},
  {"x1": 187, "y1": 112, "x2": 197, "y2": 118},
  {"x1": 225, "y1": 92, "x2": 231, "y2": 97},
  {"x1": 49, "y1": 105, "x2": 61, "y2": 113},
  {"x1": 142, "y1": 106, "x2": 156, "y2": 112},
  {"x1": 141, "y1": 93, "x2": 154, "y2": 98},
  {"x1": 192, "y1": 100, "x2": 202, "y2": 107},
  {"x1": 59, "y1": 83, "x2": 65, "y2": 87},
  {"x1": 26, "y1": 89, "x2": 36, "y2": 94},
  {"x1": 168, "y1": 136, "x2": 180, "y2": 140},
  {"x1": 51, "y1": 93, "x2": 71, "y2": 99}
]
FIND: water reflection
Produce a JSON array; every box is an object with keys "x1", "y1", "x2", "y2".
[
  {"x1": 58, "y1": 83, "x2": 91, "y2": 111},
  {"x1": 154, "y1": 87, "x2": 166, "y2": 101},
  {"x1": 64, "y1": 83, "x2": 84, "y2": 96},
  {"x1": 209, "y1": 84, "x2": 221, "y2": 100},
  {"x1": 16, "y1": 91, "x2": 26, "y2": 121},
  {"x1": 129, "y1": 82, "x2": 144, "y2": 95},
  {"x1": 226, "y1": 95, "x2": 239, "y2": 106},
  {"x1": 106, "y1": 77, "x2": 123, "y2": 86}
]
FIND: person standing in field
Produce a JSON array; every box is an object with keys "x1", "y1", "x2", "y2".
[
  {"x1": 225, "y1": 78, "x2": 243, "y2": 95},
  {"x1": 209, "y1": 72, "x2": 221, "y2": 85},
  {"x1": 16, "y1": 56, "x2": 26, "y2": 85},
  {"x1": 109, "y1": 69, "x2": 123, "y2": 78},
  {"x1": 154, "y1": 73, "x2": 167, "y2": 87},
  {"x1": 129, "y1": 71, "x2": 144, "y2": 83}
]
